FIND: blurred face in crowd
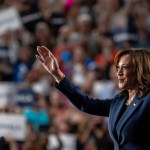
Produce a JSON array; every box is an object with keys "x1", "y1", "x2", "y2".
[
  {"x1": 19, "y1": 46, "x2": 31, "y2": 62},
  {"x1": 116, "y1": 54, "x2": 137, "y2": 90}
]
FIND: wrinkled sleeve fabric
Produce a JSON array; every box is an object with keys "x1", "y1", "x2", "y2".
[{"x1": 54, "y1": 77, "x2": 112, "y2": 117}]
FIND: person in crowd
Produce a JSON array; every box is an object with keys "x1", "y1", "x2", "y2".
[
  {"x1": 36, "y1": 46, "x2": 150, "y2": 150},
  {"x1": 0, "y1": 137, "x2": 10, "y2": 150}
]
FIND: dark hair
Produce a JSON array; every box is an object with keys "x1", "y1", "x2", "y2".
[
  {"x1": 114, "y1": 48, "x2": 150, "y2": 97},
  {"x1": 0, "y1": 137, "x2": 10, "y2": 150}
]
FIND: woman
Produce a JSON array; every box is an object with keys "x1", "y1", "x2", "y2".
[{"x1": 36, "y1": 46, "x2": 150, "y2": 150}]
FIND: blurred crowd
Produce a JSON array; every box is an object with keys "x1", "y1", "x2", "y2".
[{"x1": 0, "y1": 0, "x2": 149, "y2": 149}]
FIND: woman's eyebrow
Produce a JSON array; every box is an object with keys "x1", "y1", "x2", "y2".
[
  {"x1": 116, "y1": 64, "x2": 129, "y2": 69},
  {"x1": 117, "y1": 64, "x2": 128, "y2": 67}
]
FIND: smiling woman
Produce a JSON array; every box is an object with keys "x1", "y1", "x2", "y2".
[
  {"x1": 36, "y1": 46, "x2": 150, "y2": 150},
  {"x1": 114, "y1": 48, "x2": 150, "y2": 98},
  {"x1": 116, "y1": 55, "x2": 135, "y2": 89}
]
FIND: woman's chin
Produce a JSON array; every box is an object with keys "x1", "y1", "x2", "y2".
[{"x1": 118, "y1": 84, "x2": 125, "y2": 89}]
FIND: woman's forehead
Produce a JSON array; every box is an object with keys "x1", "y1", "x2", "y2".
[{"x1": 118, "y1": 54, "x2": 131, "y2": 65}]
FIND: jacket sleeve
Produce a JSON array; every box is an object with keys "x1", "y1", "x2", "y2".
[{"x1": 54, "y1": 77, "x2": 112, "y2": 117}]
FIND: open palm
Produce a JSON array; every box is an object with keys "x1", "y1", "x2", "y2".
[{"x1": 36, "y1": 46, "x2": 64, "y2": 82}]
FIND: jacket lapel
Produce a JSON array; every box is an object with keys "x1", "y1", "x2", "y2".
[
  {"x1": 109, "y1": 96, "x2": 127, "y2": 140},
  {"x1": 116, "y1": 97, "x2": 143, "y2": 140}
]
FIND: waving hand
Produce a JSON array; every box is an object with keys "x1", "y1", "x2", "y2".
[{"x1": 36, "y1": 46, "x2": 65, "y2": 82}]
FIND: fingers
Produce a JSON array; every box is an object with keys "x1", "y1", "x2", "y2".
[
  {"x1": 37, "y1": 46, "x2": 49, "y2": 59},
  {"x1": 35, "y1": 54, "x2": 44, "y2": 63},
  {"x1": 36, "y1": 46, "x2": 57, "y2": 64},
  {"x1": 41, "y1": 46, "x2": 56, "y2": 59},
  {"x1": 37, "y1": 46, "x2": 56, "y2": 59},
  {"x1": 40, "y1": 46, "x2": 50, "y2": 53},
  {"x1": 36, "y1": 46, "x2": 47, "y2": 63}
]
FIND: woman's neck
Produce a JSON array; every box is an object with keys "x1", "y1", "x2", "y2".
[
  {"x1": 128, "y1": 89, "x2": 138, "y2": 99},
  {"x1": 126, "y1": 89, "x2": 138, "y2": 105}
]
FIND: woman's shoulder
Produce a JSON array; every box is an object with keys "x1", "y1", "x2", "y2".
[
  {"x1": 113, "y1": 90, "x2": 128, "y2": 100},
  {"x1": 142, "y1": 91, "x2": 150, "y2": 100}
]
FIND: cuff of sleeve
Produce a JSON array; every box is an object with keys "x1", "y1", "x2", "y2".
[{"x1": 54, "y1": 76, "x2": 66, "y2": 87}]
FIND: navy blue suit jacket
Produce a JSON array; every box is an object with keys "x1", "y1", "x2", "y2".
[{"x1": 55, "y1": 77, "x2": 150, "y2": 150}]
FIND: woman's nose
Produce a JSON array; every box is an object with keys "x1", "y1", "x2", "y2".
[{"x1": 117, "y1": 68, "x2": 123, "y2": 76}]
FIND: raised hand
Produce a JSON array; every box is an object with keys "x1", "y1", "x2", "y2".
[{"x1": 36, "y1": 46, "x2": 65, "y2": 82}]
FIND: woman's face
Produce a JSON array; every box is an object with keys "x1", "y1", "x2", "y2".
[{"x1": 116, "y1": 54, "x2": 137, "y2": 90}]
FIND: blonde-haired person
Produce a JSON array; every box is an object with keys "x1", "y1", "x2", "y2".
[{"x1": 36, "y1": 46, "x2": 150, "y2": 150}]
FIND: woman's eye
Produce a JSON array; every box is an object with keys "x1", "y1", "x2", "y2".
[
  {"x1": 116, "y1": 65, "x2": 128, "y2": 71},
  {"x1": 122, "y1": 66, "x2": 127, "y2": 69}
]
